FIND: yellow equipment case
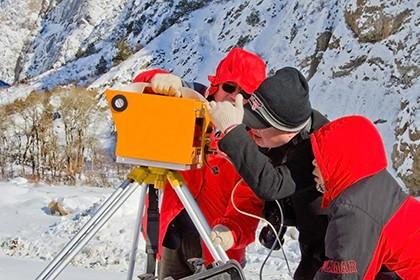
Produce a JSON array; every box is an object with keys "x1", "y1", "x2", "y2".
[{"x1": 105, "y1": 83, "x2": 210, "y2": 170}]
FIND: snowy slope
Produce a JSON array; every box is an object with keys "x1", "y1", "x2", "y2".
[
  {"x1": 0, "y1": 0, "x2": 418, "y2": 192},
  {"x1": 0, "y1": 252, "x2": 124, "y2": 280}
]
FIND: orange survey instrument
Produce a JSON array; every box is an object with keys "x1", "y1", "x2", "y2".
[{"x1": 105, "y1": 83, "x2": 210, "y2": 170}]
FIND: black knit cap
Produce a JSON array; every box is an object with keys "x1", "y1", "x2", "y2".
[{"x1": 243, "y1": 67, "x2": 312, "y2": 132}]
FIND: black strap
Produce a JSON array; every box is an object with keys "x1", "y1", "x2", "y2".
[{"x1": 145, "y1": 185, "x2": 160, "y2": 275}]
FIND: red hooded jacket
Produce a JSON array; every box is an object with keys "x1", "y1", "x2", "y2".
[
  {"x1": 311, "y1": 115, "x2": 420, "y2": 279},
  {"x1": 160, "y1": 47, "x2": 266, "y2": 264},
  {"x1": 160, "y1": 153, "x2": 263, "y2": 264},
  {"x1": 133, "y1": 51, "x2": 265, "y2": 265}
]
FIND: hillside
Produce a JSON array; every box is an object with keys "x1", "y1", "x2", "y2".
[{"x1": 0, "y1": 0, "x2": 419, "y2": 193}]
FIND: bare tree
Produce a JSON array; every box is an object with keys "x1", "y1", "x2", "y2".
[
  {"x1": 57, "y1": 87, "x2": 99, "y2": 184},
  {"x1": 0, "y1": 86, "x2": 120, "y2": 186}
]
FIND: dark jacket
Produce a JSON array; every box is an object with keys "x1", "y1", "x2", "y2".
[
  {"x1": 219, "y1": 110, "x2": 329, "y2": 279},
  {"x1": 311, "y1": 115, "x2": 420, "y2": 279},
  {"x1": 218, "y1": 110, "x2": 327, "y2": 201}
]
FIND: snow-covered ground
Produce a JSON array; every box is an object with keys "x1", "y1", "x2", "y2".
[
  {"x1": 0, "y1": 252, "x2": 124, "y2": 280},
  {"x1": 0, "y1": 178, "x2": 300, "y2": 279}
]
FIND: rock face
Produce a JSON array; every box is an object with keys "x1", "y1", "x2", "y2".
[
  {"x1": 393, "y1": 97, "x2": 420, "y2": 195},
  {"x1": 0, "y1": 0, "x2": 419, "y2": 193},
  {"x1": 0, "y1": 0, "x2": 46, "y2": 84},
  {"x1": 48, "y1": 200, "x2": 69, "y2": 216},
  {"x1": 345, "y1": 3, "x2": 411, "y2": 43}
]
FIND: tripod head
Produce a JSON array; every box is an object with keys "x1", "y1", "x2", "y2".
[{"x1": 105, "y1": 83, "x2": 211, "y2": 171}]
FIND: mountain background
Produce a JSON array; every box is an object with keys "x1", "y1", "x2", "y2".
[{"x1": 0, "y1": 0, "x2": 419, "y2": 194}]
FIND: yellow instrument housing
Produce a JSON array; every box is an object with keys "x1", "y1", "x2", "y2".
[{"x1": 105, "y1": 83, "x2": 210, "y2": 170}]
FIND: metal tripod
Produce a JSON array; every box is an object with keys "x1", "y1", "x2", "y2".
[{"x1": 36, "y1": 167, "x2": 229, "y2": 280}]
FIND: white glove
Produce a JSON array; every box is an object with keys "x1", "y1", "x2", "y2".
[
  {"x1": 210, "y1": 224, "x2": 234, "y2": 251},
  {"x1": 207, "y1": 94, "x2": 244, "y2": 132},
  {"x1": 150, "y1": 73, "x2": 182, "y2": 97}
]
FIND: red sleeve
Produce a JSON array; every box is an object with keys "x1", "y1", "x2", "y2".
[
  {"x1": 212, "y1": 179, "x2": 263, "y2": 250},
  {"x1": 132, "y1": 69, "x2": 169, "y2": 82}
]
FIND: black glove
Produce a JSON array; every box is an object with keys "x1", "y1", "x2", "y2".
[
  {"x1": 259, "y1": 199, "x2": 295, "y2": 250},
  {"x1": 259, "y1": 223, "x2": 287, "y2": 250}
]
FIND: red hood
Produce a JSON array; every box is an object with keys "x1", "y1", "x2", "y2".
[
  {"x1": 310, "y1": 115, "x2": 387, "y2": 208},
  {"x1": 208, "y1": 48, "x2": 266, "y2": 95}
]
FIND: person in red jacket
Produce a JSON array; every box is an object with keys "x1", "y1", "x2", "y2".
[
  {"x1": 310, "y1": 115, "x2": 420, "y2": 279},
  {"x1": 133, "y1": 48, "x2": 265, "y2": 279}
]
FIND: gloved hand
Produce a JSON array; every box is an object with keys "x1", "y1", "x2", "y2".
[
  {"x1": 259, "y1": 224, "x2": 287, "y2": 250},
  {"x1": 150, "y1": 73, "x2": 182, "y2": 97},
  {"x1": 210, "y1": 224, "x2": 234, "y2": 251},
  {"x1": 207, "y1": 94, "x2": 244, "y2": 133}
]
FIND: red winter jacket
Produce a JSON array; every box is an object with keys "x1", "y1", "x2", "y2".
[
  {"x1": 159, "y1": 140, "x2": 263, "y2": 264},
  {"x1": 311, "y1": 115, "x2": 420, "y2": 279},
  {"x1": 132, "y1": 67, "x2": 264, "y2": 265}
]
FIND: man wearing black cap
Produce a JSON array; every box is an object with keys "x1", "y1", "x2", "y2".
[{"x1": 207, "y1": 67, "x2": 329, "y2": 279}]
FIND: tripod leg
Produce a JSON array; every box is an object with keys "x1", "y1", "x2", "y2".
[
  {"x1": 36, "y1": 179, "x2": 133, "y2": 280},
  {"x1": 126, "y1": 184, "x2": 149, "y2": 280},
  {"x1": 36, "y1": 181, "x2": 146, "y2": 280},
  {"x1": 167, "y1": 172, "x2": 229, "y2": 264}
]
